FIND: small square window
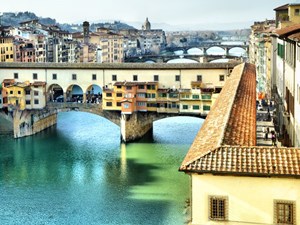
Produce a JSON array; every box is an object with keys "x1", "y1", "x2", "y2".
[
  {"x1": 295, "y1": 8, "x2": 300, "y2": 15},
  {"x1": 18, "y1": 91, "x2": 21, "y2": 95},
  {"x1": 133, "y1": 75, "x2": 138, "y2": 81},
  {"x1": 34, "y1": 91, "x2": 39, "y2": 96},
  {"x1": 52, "y1": 73, "x2": 57, "y2": 80},
  {"x1": 26, "y1": 100, "x2": 30, "y2": 105},
  {"x1": 92, "y1": 74, "x2": 97, "y2": 80},
  {"x1": 33, "y1": 73, "x2": 38, "y2": 80},
  {"x1": 197, "y1": 75, "x2": 202, "y2": 82},
  {"x1": 219, "y1": 75, "x2": 225, "y2": 81},
  {"x1": 106, "y1": 102, "x2": 112, "y2": 107},
  {"x1": 175, "y1": 75, "x2": 180, "y2": 82},
  {"x1": 154, "y1": 75, "x2": 159, "y2": 81},
  {"x1": 14, "y1": 73, "x2": 18, "y2": 79},
  {"x1": 34, "y1": 99, "x2": 39, "y2": 105},
  {"x1": 209, "y1": 196, "x2": 228, "y2": 221},
  {"x1": 112, "y1": 75, "x2": 117, "y2": 81},
  {"x1": 274, "y1": 200, "x2": 295, "y2": 225},
  {"x1": 72, "y1": 74, "x2": 77, "y2": 80}
]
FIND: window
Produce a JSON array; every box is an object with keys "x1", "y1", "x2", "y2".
[
  {"x1": 295, "y1": 8, "x2": 300, "y2": 15},
  {"x1": 72, "y1": 74, "x2": 77, "y2": 80},
  {"x1": 274, "y1": 200, "x2": 295, "y2": 224},
  {"x1": 192, "y1": 95, "x2": 199, "y2": 99},
  {"x1": 106, "y1": 93, "x2": 112, "y2": 97},
  {"x1": 175, "y1": 75, "x2": 180, "y2": 82},
  {"x1": 154, "y1": 75, "x2": 159, "y2": 81},
  {"x1": 106, "y1": 102, "x2": 112, "y2": 107},
  {"x1": 138, "y1": 85, "x2": 145, "y2": 89},
  {"x1": 92, "y1": 74, "x2": 97, "y2": 80},
  {"x1": 182, "y1": 105, "x2": 188, "y2": 110},
  {"x1": 33, "y1": 73, "x2": 38, "y2": 80},
  {"x1": 34, "y1": 99, "x2": 39, "y2": 105},
  {"x1": 26, "y1": 100, "x2": 30, "y2": 105},
  {"x1": 203, "y1": 105, "x2": 211, "y2": 111},
  {"x1": 192, "y1": 105, "x2": 200, "y2": 110},
  {"x1": 14, "y1": 73, "x2": 18, "y2": 79},
  {"x1": 124, "y1": 103, "x2": 129, "y2": 109},
  {"x1": 18, "y1": 91, "x2": 21, "y2": 95},
  {"x1": 116, "y1": 93, "x2": 122, "y2": 97},
  {"x1": 197, "y1": 75, "x2": 202, "y2": 82},
  {"x1": 34, "y1": 91, "x2": 39, "y2": 96},
  {"x1": 209, "y1": 196, "x2": 228, "y2": 221},
  {"x1": 133, "y1": 75, "x2": 138, "y2": 81},
  {"x1": 10, "y1": 90, "x2": 13, "y2": 94},
  {"x1": 112, "y1": 74, "x2": 117, "y2": 81},
  {"x1": 126, "y1": 86, "x2": 132, "y2": 90},
  {"x1": 117, "y1": 102, "x2": 121, "y2": 107},
  {"x1": 219, "y1": 75, "x2": 225, "y2": 81},
  {"x1": 52, "y1": 73, "x2": 57, "y2": 80}
]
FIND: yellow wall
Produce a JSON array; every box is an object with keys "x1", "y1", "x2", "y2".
[
  {"x1": 7, "y1": 86, "x2": 26, "y2": 110},
  {"x1": 191, "y1": 173, "x2": 300, "y2": 225},
  {"x1": 289, "y1": 5, "x2": 300, "y2": 24},
  {"x1": 0, "y1": 37, "x2": 14, "y2": 62}
]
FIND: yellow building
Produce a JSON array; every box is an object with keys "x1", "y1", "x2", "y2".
[
  {"x1": 6, "y1": 82, "x2": 30, "y2": 110},
  {"x1": 274, "y1": 3, "x2": 300, "y2": 28},
  {"x1": 0, "y1": 36, "x2": 14, "y2": 62},
  {"x1": 6, "y1": 81, "x2": 46, "y2": 111}
]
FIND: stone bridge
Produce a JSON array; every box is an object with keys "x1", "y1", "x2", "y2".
[{"x1": 1, "y1": 101, "x2": 205, "y2": 142}]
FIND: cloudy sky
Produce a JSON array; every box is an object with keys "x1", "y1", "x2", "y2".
[{"x1": 1, "y1": 0, "x2": 299, "y2": 27}]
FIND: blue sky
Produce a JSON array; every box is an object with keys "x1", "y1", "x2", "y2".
[{"x1": 1, "y1": 0, "x2": 298, "y2": 26}]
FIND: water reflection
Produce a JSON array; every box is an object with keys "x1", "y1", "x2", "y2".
[{"x1": 0, "y1": 113, "x2": 203, "y2": 225}]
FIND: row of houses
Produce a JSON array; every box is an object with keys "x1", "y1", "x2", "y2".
[
  {"x1": 0, "y1": 18, "x2": 167, "y2": 64},
  {"x1": 102, "y1": 80, "x2": 217, "y2": 116},
  {"x1": 250, "y1": 3, "x2": 300, "y2": 147}
]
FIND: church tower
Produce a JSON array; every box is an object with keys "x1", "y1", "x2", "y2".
[
  {"x1": 142, "y1": 17, "x2": 151, "y2": 30},
  {"x1": 83, "y1": 21, "x2": 90, "y2": 44}
]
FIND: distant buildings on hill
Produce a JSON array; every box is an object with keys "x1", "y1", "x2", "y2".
[{"x1": 0, "y1": 17, "x2": 167, "y2": 63}]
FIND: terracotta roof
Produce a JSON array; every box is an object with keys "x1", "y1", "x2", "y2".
[
  {"x1": 274, "y1": 4, "x2": 289, "y2": 11},
  {"x1": 2, "y1": 79, "x2": 15, "y2": 84},
  {"x1": 32, "y1": 81, "x2": 46, "y2": 86},
  {"x1": 183, "y1": 146, "x2": 300, "y2": 177},
  {"x1": 180, "y1": 63, "x2": 257, "y2": 171},
  {"x1": 288, "y1": 32, "x2": 300, "y2": 41},
  {"x1": 274, "y1": 24, "x2": 300, "y2": 38}
]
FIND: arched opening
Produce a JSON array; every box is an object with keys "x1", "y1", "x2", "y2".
[
  {"x1": 66, "y1": 84, "x2": 84, "y2": 103},
  {"x1": 48, "y1": 84, "x2": 64, "y2": 102},
  {"x1": 167, "y1": 58, "x2": 198, "y2": 63},
  {"x1": 210, "y1": 58, "x2": 230, "y2": 63},
  {"x1": 187, "y1": 48, "x2": 203, "y2": 55},
  {"x1": 206, "y1": 46, "x2": 225, "y2": 56},
  {"x1": 86, "y1": 84, "x2": 102, "y2": 103},
  {"x1": 228, "y1": 47, "x2": 246, "y2": 57},
  {"x1": 145, "y1": 60, "x2": 156, "y2": 63}
]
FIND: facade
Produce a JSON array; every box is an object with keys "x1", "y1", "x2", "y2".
[
  {"x1": 180, "y1": 63, "x2": 300, "y2": 224},
  {"x1": 249, "y1": 20, "x2": 275, "y2": 100},
  {"x1": 0, "y1": 36, "x2": 14, "y2": 62},
  {"x1": 274, "y1": 3, "x2": 300, "y2": 28},
  {"x1": 271, "y1": 24, "x2": 300, "y2": 147},
  {"x1": 5, "y1": 81, "x2": 46, "y2": 111}
]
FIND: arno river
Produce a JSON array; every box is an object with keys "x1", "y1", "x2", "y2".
[{"x1": 0, "y1": 112, "x2": 203, "y2": 225}]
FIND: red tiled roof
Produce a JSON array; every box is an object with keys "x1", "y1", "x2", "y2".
[
  {"x1": 32, "y1": 81, "x2": 46, "y2": 86},
  {"x1": 274, "y1": 24, "x2": 300, "y2": 38},
  {"x1": 288, "y1": 32, "x2": 300, "y2": 41},
  {"x1": 180, "y1": 63, "x2": 257, "y2": 171},
  {"x1": 182, "y1": 146, "x2": 300, "y2": 177}
]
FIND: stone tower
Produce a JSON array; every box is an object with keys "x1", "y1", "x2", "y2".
[
  {"x1": 83, "y1": 21, "x2": 90, "y2": 44},
  {"x1": 142, "y1": 17, "x2": 151, "y2": 30}
]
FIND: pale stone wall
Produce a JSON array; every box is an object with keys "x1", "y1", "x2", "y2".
[
  {"x1": 13, "y1": 109, "x2": 57, "y2": 138},
  {"x1": 191, "y1": 173, "x2": 300, "y2": 225},
  {"x1": 295, "y1": 45, "x2": 300, "y2": 147},
  {"x1": 120, "y1": 112, "x2": 153, "y2": 142}
]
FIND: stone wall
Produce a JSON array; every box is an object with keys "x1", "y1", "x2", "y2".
[
  {"x1": 120, "y1": 112, "x2": 153, "y2": 142},
  {"x1": 13, "y1": 109, "x2": 57, "y2": 138}
]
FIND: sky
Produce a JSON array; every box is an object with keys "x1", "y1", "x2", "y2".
[{"x1": 1, "y1": 0, "x2": 300, "y2": 28}]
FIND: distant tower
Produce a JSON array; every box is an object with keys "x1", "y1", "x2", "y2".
[
  {"x1": 142, "y1": 17, "x2": 151, "y2": 30},
  {"x1": 83, "y1": 21, "x2": 90, "y2": 44}
]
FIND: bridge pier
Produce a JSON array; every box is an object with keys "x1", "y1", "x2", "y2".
[
  {"x1": 120, "y1": 112, "x2": 153, "y2": 143},
  {"x1": 12, "y1": 109, "x2": 57, "y2": 138}
]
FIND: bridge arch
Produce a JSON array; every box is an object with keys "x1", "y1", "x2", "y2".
[
  {"x1": 66, "y1": 84, "x2": 84, "y2": 103},
  {"x1": 86, "y1": 84, "x2": 102, "y2": 103},
  {"x1": 206, "y1": 46, "x2": 226, "y2": 55},
  {"x1": 167, "y1": 58, "x2": 199, "y2": 63},
  {"x1": 48, "y1": 84, "x2": 64, "y2": 102},
  {"x1": 228, "y1": 47, "x2": 246, "y2": 57},
  {"x1": 187, "y1": 47, "x2": 203, "y2": 55}
]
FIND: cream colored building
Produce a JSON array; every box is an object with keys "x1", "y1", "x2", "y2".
[
  {"x1": 0, "y1": 36, "x2": 14, "y2": 62},
  {"x1": 180, "y1": 63, "x2": 300, "y2": 224}
]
